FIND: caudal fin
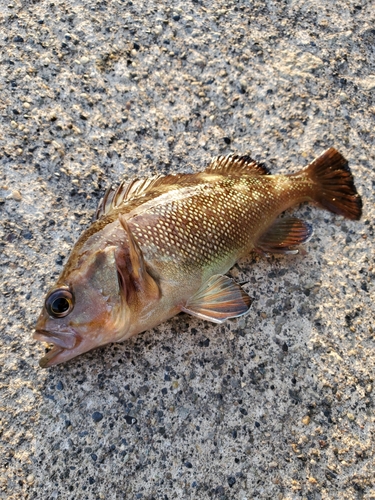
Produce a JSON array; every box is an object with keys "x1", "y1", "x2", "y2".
[{"x1": 303, "y1": 148, "x2": 362, "y2": 220}]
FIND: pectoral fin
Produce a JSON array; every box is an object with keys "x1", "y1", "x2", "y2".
[
  {"x1": 181, "y1": 275, "x2": 252, "y2": 324},
  {"x1": 256, "y1": 217, "x2": 313, "y2": 255}
]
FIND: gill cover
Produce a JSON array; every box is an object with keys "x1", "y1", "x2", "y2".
[{"x1": 115, "y1": 216, "x2": 161, "y2": 306}]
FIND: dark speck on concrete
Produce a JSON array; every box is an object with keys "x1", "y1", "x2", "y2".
[
  {"x1": 199, "y1": 337, "x2": 210, "y2": 347},
  {"x1": 227, "y1": 476, "x2": 236, "y2": 487},
  {"x1": 92, "y1": 412, "x2": 103, "y2": 423},
  {"x1": 124, "y1": 415, "x2": 137, "y2": 425}
]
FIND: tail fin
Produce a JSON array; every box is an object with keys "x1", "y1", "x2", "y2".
[{"x1": 301, "y1": 148, "x2": 362, "y2": 220}]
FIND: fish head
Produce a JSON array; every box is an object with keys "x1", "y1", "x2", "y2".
[{"x1": 34, "y1": 246, "x2": 131, "y2": 368}]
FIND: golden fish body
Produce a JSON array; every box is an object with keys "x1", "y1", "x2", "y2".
[{"x1": 34, "y1": 148, "x2": 362, "y2": 367}]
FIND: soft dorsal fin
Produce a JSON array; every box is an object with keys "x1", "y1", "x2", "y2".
[
  {"x1": 205, "y1": 154, "x2": 270, "y2": 176},
  {"x1": 95, "y1": 175, "x2": 165, "y2": 220}
]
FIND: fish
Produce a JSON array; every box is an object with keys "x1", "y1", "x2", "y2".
[{"x1": 34, "y1": 147, "x2": 362, "y2": 368}]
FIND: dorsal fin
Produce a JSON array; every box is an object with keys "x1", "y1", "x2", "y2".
[
  {"x1": 205, "y1": 154, "x2": 270, "y2": 176},
  {"x1": 95, "y1": 154, "x2": 270, "y2": 221},
  {"x1": 95, "y1": 174, "x2": 165, "y2": 220},
  {"x1": 95, "y1": 172, "x2": 211, "y2": 220}
]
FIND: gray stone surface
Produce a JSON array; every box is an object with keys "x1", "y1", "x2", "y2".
[{"x1": 0, "y1": 1, "x2": 374, "y2": 499}]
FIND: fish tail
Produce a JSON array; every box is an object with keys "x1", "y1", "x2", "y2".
[{"x1": 292, "y1": 148, "x2": 362, "y2": 220}]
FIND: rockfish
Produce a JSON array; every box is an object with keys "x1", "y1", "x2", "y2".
[{"x1": 34, "y1": 148, "x2": 362, "y2": 367}]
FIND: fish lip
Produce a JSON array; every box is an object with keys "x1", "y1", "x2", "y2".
[
  {"x1": 33, "y1": 328, "x2": 78, "y2": 349},
  {"x1": 38, "y1": 344, "x2": 66, "y2": 369}
]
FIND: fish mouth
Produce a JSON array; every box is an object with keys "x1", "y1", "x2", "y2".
[
  {"x1": 34, "y1": 329, "x2": 78, "y2": 349},
  {"x1": 33, "y1": 329, "x2": 80, "y2": 368},
  {"x1": 38, "y1": 344, "x2": 66, "y2": 369}
]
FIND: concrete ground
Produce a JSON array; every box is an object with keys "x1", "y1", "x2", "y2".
[{"x1": 1, "y1": 0, "x2": 374, "y2": 499}]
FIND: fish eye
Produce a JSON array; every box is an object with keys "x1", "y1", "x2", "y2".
[{"x1": 45, "y1": 288, "x2": 74, "y2": 318}]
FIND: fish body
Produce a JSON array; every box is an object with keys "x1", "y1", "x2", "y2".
[{"x1": 34, "y1": 148, "x2": 362, "y2": 367}]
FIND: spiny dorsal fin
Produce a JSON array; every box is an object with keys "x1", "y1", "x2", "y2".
[
  {"x1": 95, "y1": 172, "x2": 210, "y2": 220},
  {"x1": 205, "y1": 154, "x2": 270, "y2": 176},
  {"x1": 95, "y1": 175, "x2": 165, "y2": 220}
]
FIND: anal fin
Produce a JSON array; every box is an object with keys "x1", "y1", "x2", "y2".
[
  {"x1": 256, "y1": 217, "x2": 313, "y2": 255},
  {"x1": 181, "y1": 275, "x2": 252, "y2": 324}
]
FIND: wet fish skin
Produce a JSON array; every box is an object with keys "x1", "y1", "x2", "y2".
[{"x1": 34, "y1": 148, "x2": 362, "y2": 367}]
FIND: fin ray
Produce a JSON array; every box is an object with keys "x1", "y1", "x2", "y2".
[
  {"x1": 95, "y1": 172, "x2": 216, "y2": 220},
  {"x1": 95, "y1": 175, "x2": 164, "y2": 220},
  {"x1": 205, "y1": 154, "x2": 270, "y2": 176},
  {"x1": 256, "y1": 217, "x2": 313, "y2": 254},
  {"x1": 291, "y1": 148, "x2": 362, "y2": 220},
  {"x1": 181, "y1": 275, "x2": 252, "y2": 324}
]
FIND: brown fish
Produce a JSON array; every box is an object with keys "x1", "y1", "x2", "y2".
[{"x1": 34, "y1": 148, "x2": 362, "y2": 367}]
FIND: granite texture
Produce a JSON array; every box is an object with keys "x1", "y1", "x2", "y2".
[{"x1": 1, "y1": 1, "x2": 374, "y2": 499}]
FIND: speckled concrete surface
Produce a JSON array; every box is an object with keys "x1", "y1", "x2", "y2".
[{"x1": 1, "y1": 1, "x2": 374, "y2": 499}]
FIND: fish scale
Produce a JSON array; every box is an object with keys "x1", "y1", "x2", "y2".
[
  {"x1": 131, "y1": 176, "x2": 288, "y2": 275},
  {"x1": 34, "y1": 148, "x2": 362, "y2": 367}
]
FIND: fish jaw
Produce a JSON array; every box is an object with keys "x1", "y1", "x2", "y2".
[
  {"x1": 33, "y1": 326, "x2": 78, "y2": 368},
  {"x1": 37, "y1": 343, "x2": 91, "y2": 369},
  {"x1": 34, "y1": 314, "x2": 96, "y2": 368},
  {"x1": 33, "y1": 329, "x2": 108, "y2": 368},
  {"x1": 33, "y1": 298, "x2": 131, "y2": 367},
  {"x1": 35, "y1": 342, "x2": 66, "y2": 368}
]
